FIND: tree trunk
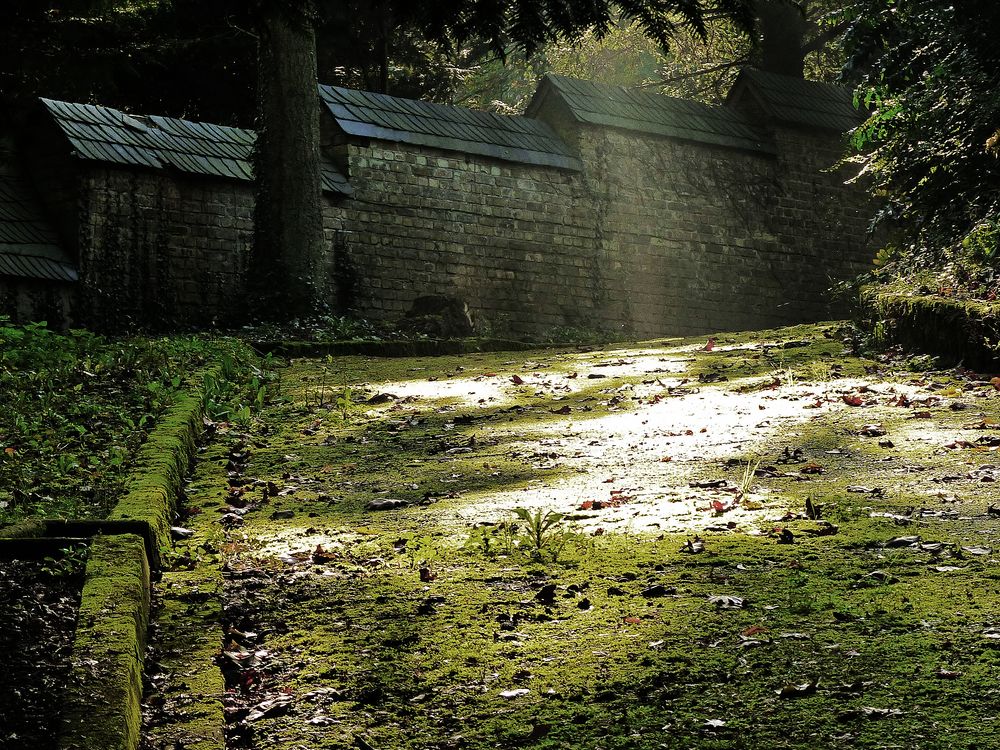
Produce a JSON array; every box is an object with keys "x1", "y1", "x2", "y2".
[
  {"x1": 251, "y1": 0, "x2": 326, "y2": 319},
  {"x1": 756, "y1": 0, "x2": 807, "y2": 77}
]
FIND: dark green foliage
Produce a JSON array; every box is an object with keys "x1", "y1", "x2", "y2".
[
  {"x1": 0, "y1": 317, "x2": 256, "y2": 524},
  {"x1": 845, "y1": 0, "x2": 1000, "y2": 288},
  {"x1": 393, "y1": 0, "x2": 755, "y2": 59}
]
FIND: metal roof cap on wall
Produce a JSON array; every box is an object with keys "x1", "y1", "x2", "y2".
[
  {"x1": 526, "y1": 73, "x2": 775, "y2": 155},
  {"x1": 39, "y1": 99, "x2": 353, "y2": 196},
  {"x1": 319, "y1": 84, "x2": 583, "y2": 171},
  {"x1": 726, "y1": 68, "x2": 867, "y2": 133},
  {"x1": 0, "y1": 168, "x2": 78, "y2": 283}
]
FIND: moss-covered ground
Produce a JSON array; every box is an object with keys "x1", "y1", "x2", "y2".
[{"x1": 149, "y1": 322, "x2": 1000, "y2": 750}]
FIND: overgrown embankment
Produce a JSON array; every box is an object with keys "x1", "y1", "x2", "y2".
[
  {"x1": 0, "y1": 319, "x2": 258, "y2": 526},
  {"x1": 860, "y1": 283, "x2": 1000, "y2": 370}
]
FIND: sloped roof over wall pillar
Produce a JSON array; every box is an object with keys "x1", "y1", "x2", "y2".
[
  {"x1": 725, "y1": 68, "x2": 867, "y2": 132},
  {"x1": 38, "y1": 99, "x2": 353, "y2": 196},
  {"x1": 319, "y1": 84, "x2": 582, "y2": 171},
  {"x1": 0, "y1": 145, "x2": 77, "y2": 283},
  {"x1": 526, "y1": 73, "x2": 775, "y2": 155}
]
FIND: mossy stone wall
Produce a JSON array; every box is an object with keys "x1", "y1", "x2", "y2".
[
  {"x1": 333, "y1": 124, "x2": 874, "y2": 337},
  {"x1": 32, "y1": 116, "x2": 874, "y2": 335}
]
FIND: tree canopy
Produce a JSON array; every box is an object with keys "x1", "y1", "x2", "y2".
[{"x1": 845, "y1": 0, "x2": 1000, "y2": 290}]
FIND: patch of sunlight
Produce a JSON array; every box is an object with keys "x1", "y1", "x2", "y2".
[
  {"x1": 233, "y1": 526, "x2": 382, "y2": 567},
  {"x1": 368, "y1": 351, "x2": 689, "y2": 409},
  {"x1": 449, "y1": 376, "x2": 920, "y2": 535}
]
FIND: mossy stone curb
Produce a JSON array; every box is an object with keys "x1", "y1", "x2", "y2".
[
  {"x1": 860, "y1": 286, "x2": 1000, "y2": 370},
  {"x1": 58, "y1": 365, "x2": 228, "y2": 750},
  {"x1": 59, "y1": 534, "x2": 150, "y2": 750},
  {"x1": 109, "y1": 367, "x2": 222, "y2": 568}
]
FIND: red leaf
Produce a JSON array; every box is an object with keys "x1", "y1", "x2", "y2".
[
  {"x1": 700, "y1": 338, "x2": 716, "y2": 352},
  {"x1": 623, "y1": 616, "x2": 642, "y2": 624},
  {"x1": 511, "y1": 375, "x2": 525, "y2": 385},
  {"x1": 842, "y1": 394, "x2": 864, "y2": 406}
]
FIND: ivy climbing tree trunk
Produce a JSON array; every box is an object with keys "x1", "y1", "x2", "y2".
[{"x1": 251, "y1": 0, "x2": 326, "y2": 319}]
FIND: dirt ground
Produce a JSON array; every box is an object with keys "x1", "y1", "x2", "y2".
[{"x1": 145, "y1": 323, "x2": 1000, "y2": 750}]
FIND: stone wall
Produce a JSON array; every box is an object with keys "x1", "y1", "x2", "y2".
[
  {"x1": 329, "y1": 142, "x2": 594, "y2": 336},
  {"x1": 332, "y1": 124, "x2": 874, "y2": 338},
  {"x1": 15, "y1": 108, "x2": 875, "y2": 336},
  {"x1": 75, "y1": 168, "x2": 256, "y2": 330}
]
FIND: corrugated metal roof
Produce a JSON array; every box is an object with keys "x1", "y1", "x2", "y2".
[
  {"x1": 319, "y1": 84, "x2": 582, "y2": 171},
  {"x1": 526, "y1": 74, "x2": 774, "y2": 154},
  {"x1": 0, "y1": 169, "x2": 78, "y2": 283},
  {"x1": 40, "y1": 99, "x2": 353, "y2": 196},
  {"x1": 726, "y1": 69, "x2": 866, "y2": 132}
]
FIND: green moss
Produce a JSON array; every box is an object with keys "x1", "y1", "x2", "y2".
[
  {"x1": 157, "y1": 323, "x2": 1000, "y2": 749},
  {"x1": 109, "y1": 367, "x2": 223, "y2": 565},
  {"x1": 860, "y1": 284, "x2": 1000, "y2": 368},
  {"x1": 60, "y1": 534, "x2": 150, "y2": 750}
]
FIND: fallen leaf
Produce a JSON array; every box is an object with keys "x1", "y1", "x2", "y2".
[
  {"x1": 511, "y1": 375, "x2": 525, "y2": 385},
  {"x1": 701, "y1": 338, "x2": 716, "y2": 352},
  {"x1": 842, "y1": 394, "x2": 864, "y2": 406},
  {"x1": 859, "y1": 424, "x2": 887, "y2": 437},
  {"x1": 247, "y1": 695, "x2": 293, "y2": 722},
  {"x1": 886, "y1": 535, "x2": 920, "y2": 548},
  {"x1": 777, "y1": 679, "x2": 818, "y2": 698},
  {"x1": 708, "y1": 595, "x2": 745, "y2": 610},
  {"x1": 859, "y1": 706, "x2": 903, "y2": 718},
  {"x1": 681, "y1": 538, "x2": 705, "y2": 554},
  {"x1": 962, "y1": 546, "x2": 992, "y2": 556}
]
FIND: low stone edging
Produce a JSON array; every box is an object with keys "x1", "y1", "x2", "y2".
[
  {"x1": 252, "y1": 336, "x2": 550, "y2": 358},
  {"x1": 860, "y1": 286, "x2": 1000, "y2": 370},
  {"x1": 58, "y1": 366, "x2": 224, "y2": 750},
  {"x1": 59, "y1": 534, "x2": 150, "y2": 750}
]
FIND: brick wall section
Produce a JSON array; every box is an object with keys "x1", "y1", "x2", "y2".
[
  {"x1": 77, "y1": 168, "x2": 256, "y2": 329},
  {"x1": 19, "y1": 112, "x2": 875, "y2": 334},
  {"x1": 331, "y1": 143, "x2": 595, "y2": 336},
  {"x1": 333, "y1": 125, "x2": 875, "y2": 337}
]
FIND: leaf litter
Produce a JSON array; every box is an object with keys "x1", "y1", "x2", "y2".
[{"x1": 144, "y1": 323, "x2": 1000, "y2": 750}]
